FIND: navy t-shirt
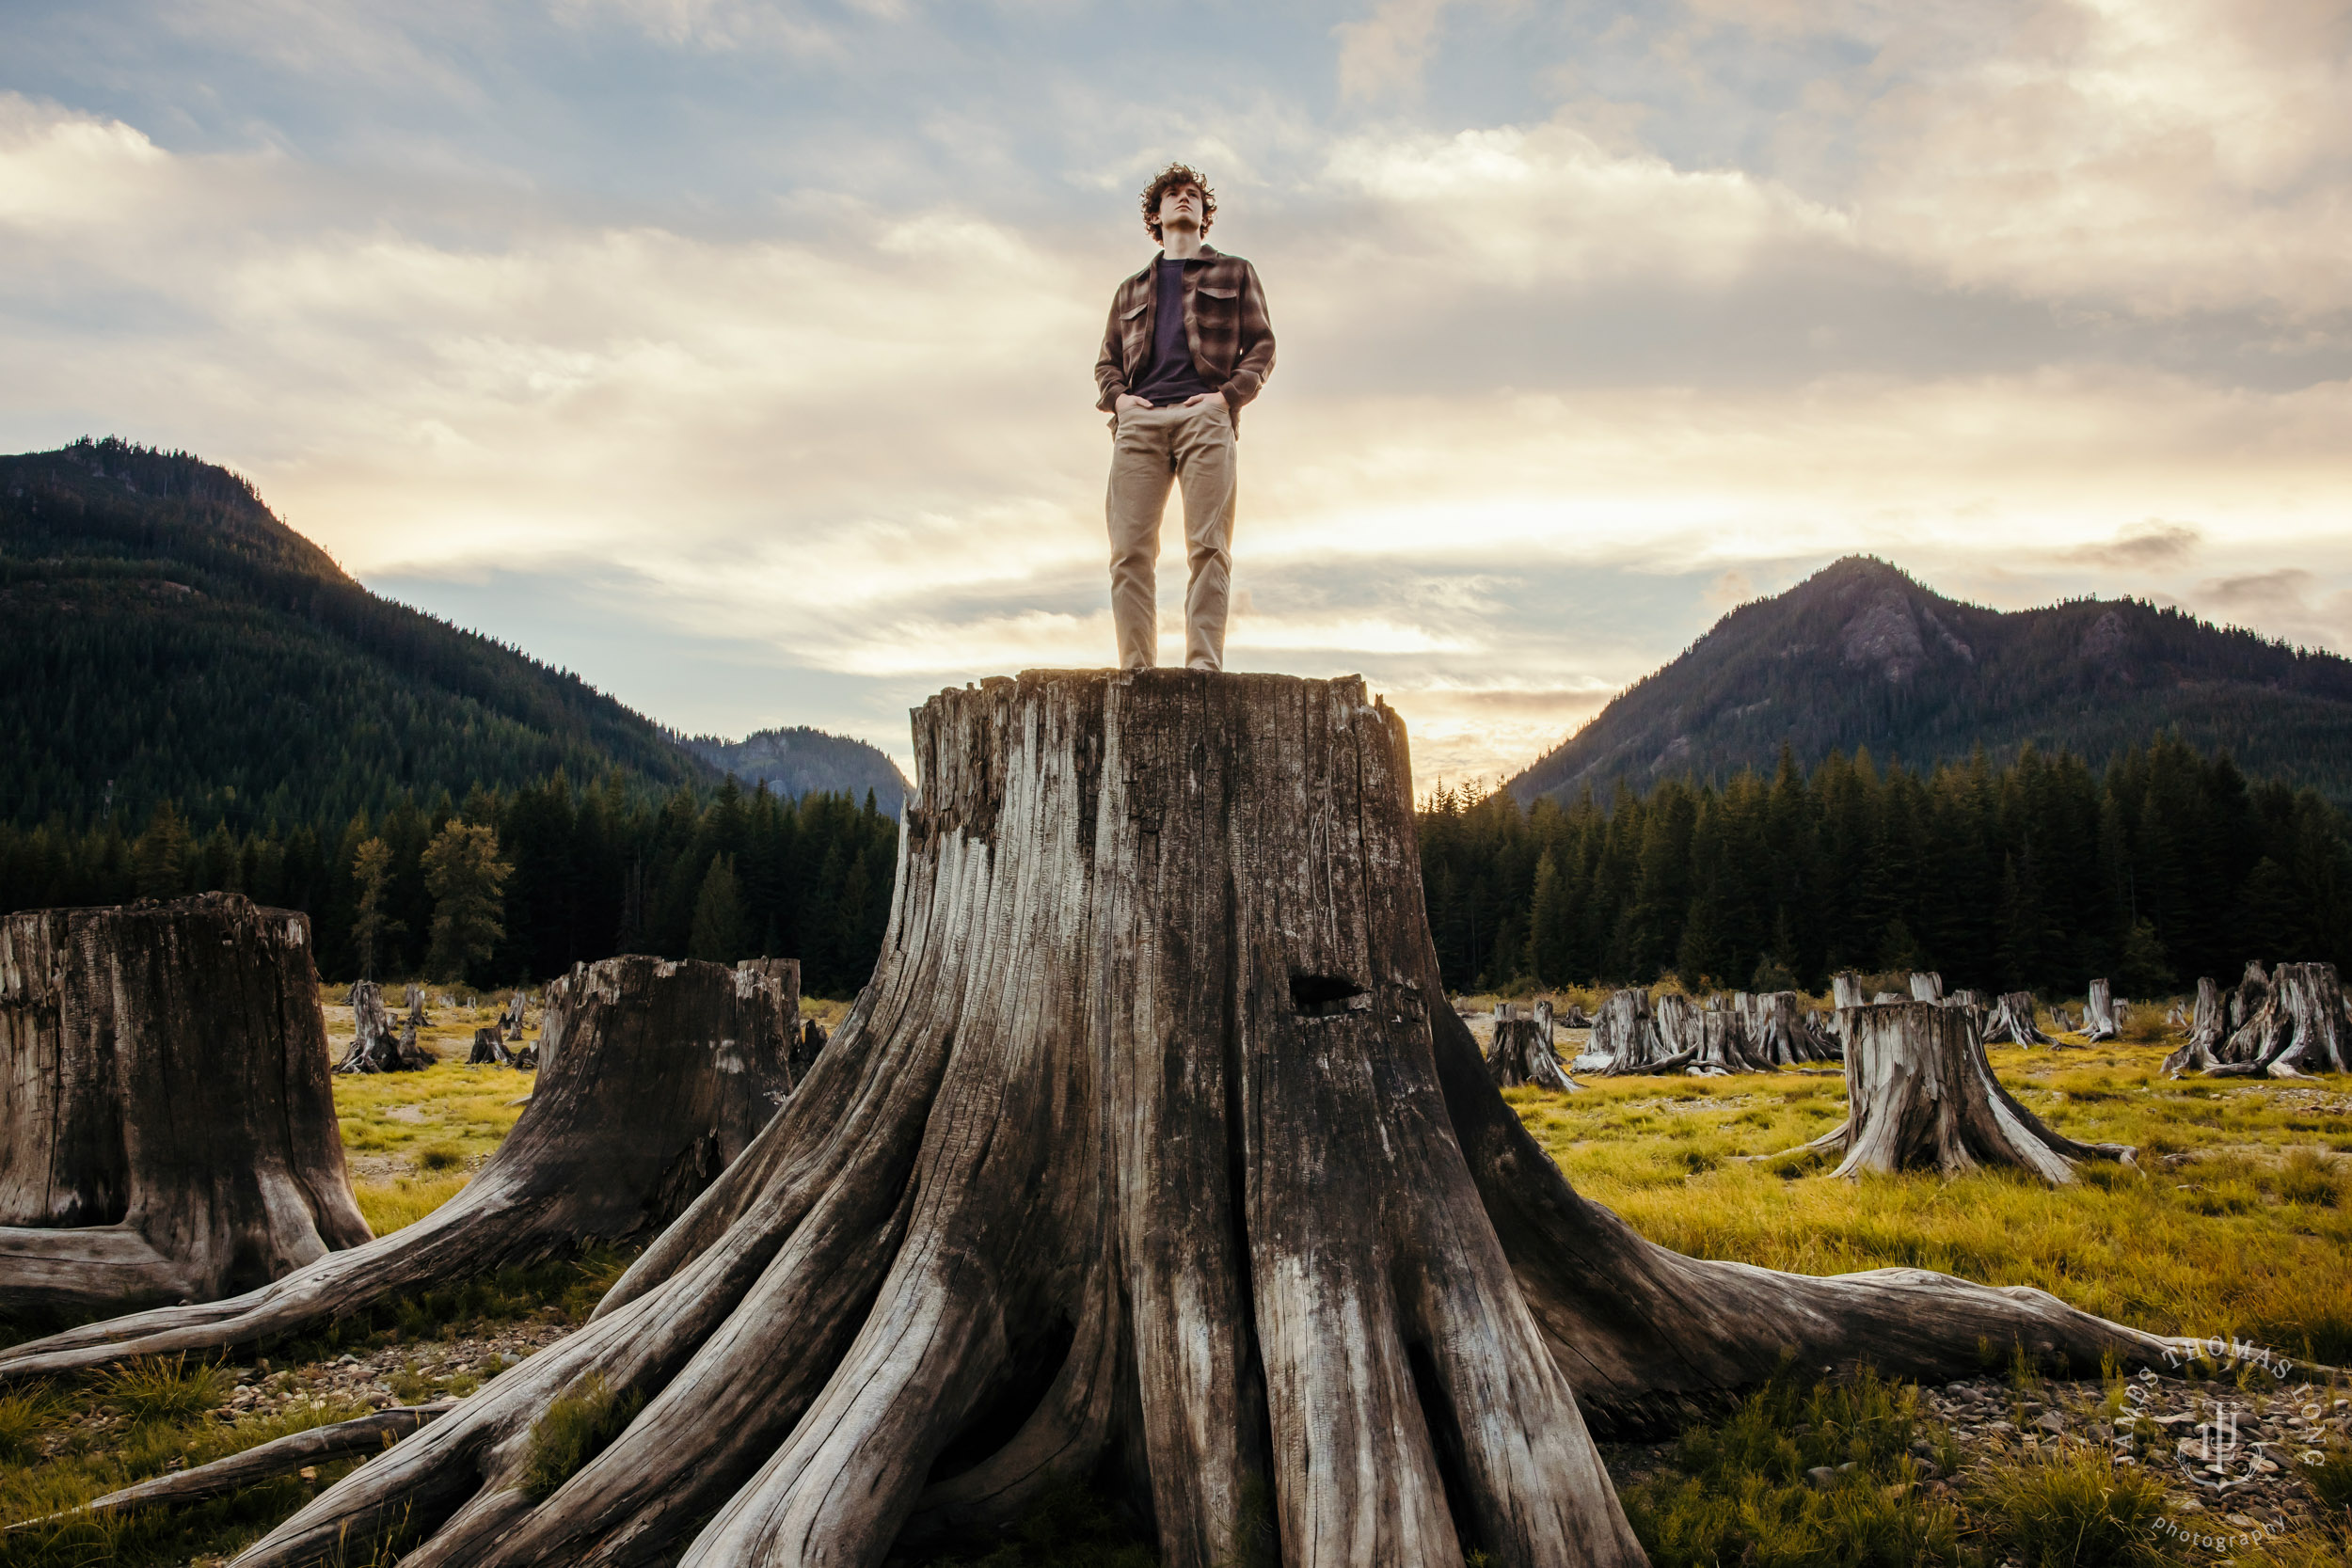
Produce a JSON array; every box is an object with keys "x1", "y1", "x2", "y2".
[{"x1": 1128, "y1": 258, "x2": 1216, "y2": 406}]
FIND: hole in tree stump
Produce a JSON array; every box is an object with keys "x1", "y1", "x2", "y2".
[
  {"x1": 1290, "y1": 973, "x2": 1367, "y2": 1018},
  {"x1": 924, "y1": 1311, "x2": 1079, "y2": 1486}
]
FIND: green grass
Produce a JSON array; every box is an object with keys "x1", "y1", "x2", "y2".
[
  {"x1": 1508, "y1": 1042, "x2": 2352, "y2": 1365},
  {"x1": 93, "y1": 1354, "x2": 230, "y2": 1426},
  {"x1": 0, "y1": 1379, "x2": 370, "y2": 1568},
  {"x1": 1965, "y1": 1444, "x2": 2172, "y2": 1566},
  {"x1": 324, "y1": 984, "x2": 536, "y2": 1236},
  {"x1": 520, "y1": 1373, "x2": 644, "y2": 1500},
  {"x1": 2303, "y1": 1441, "x2": 2352, "y2": 1517},
  {"x1": 1621, "y1": 1365, "x2": 1964, "y2": 1567}
]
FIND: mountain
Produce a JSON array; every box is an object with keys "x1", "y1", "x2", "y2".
[
  {"x1": 0, "y1": 437, "x2": 713, "y2": 829},
  {"x1": 687, "y1": 727, "x2": 909, "y2": 816},
  {"x1": 1511, "y1": 556, "x2": 2352, "y2": 808}
]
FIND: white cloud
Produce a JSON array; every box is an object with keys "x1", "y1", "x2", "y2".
[
  {"x1": 1316, "y1": 122, "x2": 1852, "y2": 291},
  {"x1": 6, "y1": 0, "x2": 2351, "y2": 790}
]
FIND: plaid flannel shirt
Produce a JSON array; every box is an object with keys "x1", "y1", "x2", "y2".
[{"x1": 1094, "y1": 245, "x2": 1275, "y2": 429}]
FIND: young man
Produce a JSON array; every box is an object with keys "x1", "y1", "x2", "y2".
[{"x1": 1093, "y1": 164, "x2": 1276, "y2": 672}]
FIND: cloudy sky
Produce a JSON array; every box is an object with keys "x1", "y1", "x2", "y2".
[{"x1": 5, "y1": 1, "x2": 2348, "y2": 789}]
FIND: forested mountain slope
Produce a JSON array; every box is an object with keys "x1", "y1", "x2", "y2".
[
  {"x1": 0, "y1": 437, "x2": 711, "y2": 829},
  {"x1": 1512, "y1": 557, "x2": 2352, "y2": 808},
  {"x1": 687, "y1": 726, "x2": 909, "y2": 816}
]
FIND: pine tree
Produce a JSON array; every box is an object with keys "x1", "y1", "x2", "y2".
[
  {"x1": 349, "y1": 836, "x2": 404, "y2": 981},
  {"x1": 422, "y1": 820, "x2": 513, "y2": 985},
  {"x1": 689, "y1": 853, "x2": 751, "y2": 964},
  {"x1": 131, "y1": 800, "x2": 190, "y2": 900}
]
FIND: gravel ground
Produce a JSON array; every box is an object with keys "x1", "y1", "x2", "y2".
[{"x1": 1598, "y1": 1367, "x2": 2350, "y2": 1546}]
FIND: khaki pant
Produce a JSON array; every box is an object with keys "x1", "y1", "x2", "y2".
[{"x1": 1105, "y1": 399, "x2": 1236, "y2": 672}]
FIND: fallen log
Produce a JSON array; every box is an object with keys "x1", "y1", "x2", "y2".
[
  {"x1": 220, "y1": 672, "x2": 2205, "y2": 1568},
  {"x1": 0, "y1": 955, "x2": 795, "y2": 1383},
  {"x1": 0, "y1": 895, "x2": 372, "y2": 1316},
  {"x1": 8, "y1": 1402, "x2": 456, "y2": 1532},
  {"x1": 1764, "y1": 1002, "x2": 2137, "y2": 1183}
]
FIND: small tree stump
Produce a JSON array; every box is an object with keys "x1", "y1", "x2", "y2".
[
  {"x1": 2228, "y1": 960, "x2": 2271, "y2": 1036},
  {"x1": 1733, "y1": 990, "x2": 1835, "y2": 1065},
  {"x1": 0, "y1": 894, "x2": 372, "y2": 1315},
  {"x1": 2162, "y1": 977, "x2": 2224, "y2": 1076},
  {"x1": 1832, "y1": 971, "x2": 1865, "y2": 1009},
  {"x1": 794, "y1": 1019, "x2": 828, "y2": 1083},
  {"x1": 334, "y1": 980, "x2": 432, "y2": 1073},
  {"x1": 1909, "y1": 972, "x2": 1945, "y2": 1003},
  {"x1": 1576, "y1": 987, "x2": 1652, "y2": 1071},
  {"x1": 1983, "y1": 991, "x2": 2053, "y2": 1046},
  {"x1": 2083, "y1": 979, "x2": 2119, "y2": 1043},
  {"x1": 1777, "y1": 1003, "x2": 2137, "y2": 1183},
  {"x1": 2208, "y1": 963, "x2": 2348, "y2": 1078},
  {"x1": 469, "y1": 1026, "x2": 516, "y2": 1067},
  {"x1": 1486, "y1": 1012, "x2": 1580, "y2": 1091},
  {"x1": 501, "y1": 991, "x2": 529, "y2": 1041},
  {"x1": 0, "y1": 955, "x2": 795, "y2": 1380}
]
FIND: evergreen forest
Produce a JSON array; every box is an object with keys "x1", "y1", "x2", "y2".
[
  {"x1": 0, "y1": 774, "x2": 898, "y2": 999},
  {"x1": 1423, "y1": 734, "x2": 2352, "y2": 999}
]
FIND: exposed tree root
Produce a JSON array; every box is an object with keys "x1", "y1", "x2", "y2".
[{"x1": 8, "y1": 1402, "x2": 456, "y2": 1533}]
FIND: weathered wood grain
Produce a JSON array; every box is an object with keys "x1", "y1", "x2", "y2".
[{"x1": 0, "y1": 894, "x2": 370, "y2": 1315}]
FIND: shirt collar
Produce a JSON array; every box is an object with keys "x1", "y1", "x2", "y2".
[{"x1": 1133, "y1": 244, "x2": 1220, "y2": 281}]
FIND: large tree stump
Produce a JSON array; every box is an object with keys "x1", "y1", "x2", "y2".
[
  {"x1": 0, "y1": 895, "x2": 372, "y2": 1316},
  {"x1": 0, "y1": 955, "x2": 794, "y2": 1380},
  {"x1": 1773, "y1": 1003, "x2": 2137, "y2": 1183},
  {"x1": 1486, "y1": 1004, "x2": 1580, "y2": 1092},
  {"x1": 211, "y1": 673, "x2": 2203, "y2": 1568},
  {"x1": 2207, "y1": 963, "x2": 2349, "y2": 1078},
  {"x1": 2082, "y1": 979, "x2": 2119, "y2": 1043},
  {"x1": 1982, "y1": 991, "x2": 2052, "y2": 1046},
  {"x1": 2161, "y1": 977, "x2": 2224, "y2": 1077}
]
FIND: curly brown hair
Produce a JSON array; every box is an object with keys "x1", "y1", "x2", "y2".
[{"x1": 1140, "y1": 163, "x2": 1216, "y2": 243}]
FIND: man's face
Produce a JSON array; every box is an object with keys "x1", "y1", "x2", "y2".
[{"x1": 1156, "y1": 183, "x2": 1203, "y2": 236}]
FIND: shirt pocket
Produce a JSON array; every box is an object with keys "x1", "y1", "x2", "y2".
[{"x1": 1120, "y1": 298, "x2": 1151, "y2": 360}]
